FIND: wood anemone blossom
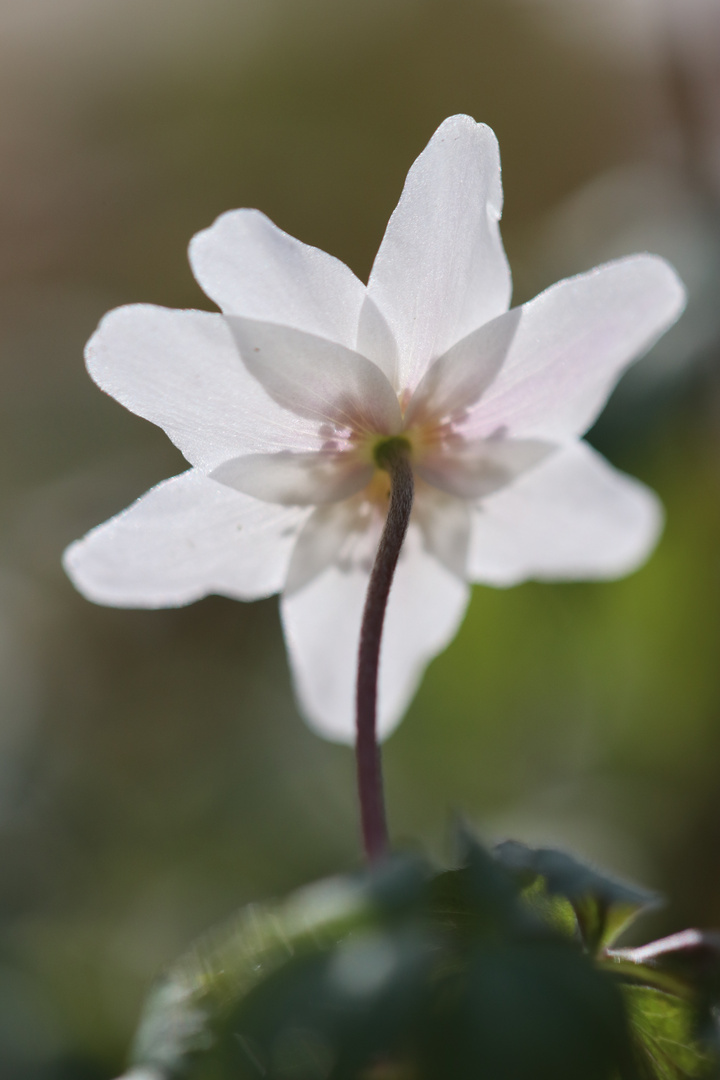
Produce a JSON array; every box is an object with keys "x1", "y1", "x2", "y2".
[{"x1": 63, "y1": 115, "x2": 686, "y2": 857}]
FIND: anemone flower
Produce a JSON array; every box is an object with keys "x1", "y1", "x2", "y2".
[{"x1": 64, "y1": 116, "x2": 685, "y2": 757}]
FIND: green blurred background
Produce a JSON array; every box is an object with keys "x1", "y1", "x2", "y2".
[{"x1": 1, "y1": 0, "x2": 720, "y2": 1075}]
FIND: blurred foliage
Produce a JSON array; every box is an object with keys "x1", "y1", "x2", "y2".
[
  {"x1": 121, "y1": 834, "x2": 720, "y2": 1080},
  {"x1": 1, "y1": 0, "x2": 720, "y2": 1077}
]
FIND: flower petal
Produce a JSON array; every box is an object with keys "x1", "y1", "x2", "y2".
[
  {"x1": 465, "y1": 256, "x2": 686, "y2": 441},
  {"x1": 284, "y1": 505, "x2": 355, "y2": 596},
  {"x1": 404, "y1": 308, "x2": 521, "y2": 428},
  {"x1": 188, "y1": 208, "x2": 367, "y2": 350},
  {"x1": 367, "y1": 115, "x2": 511, "y2": 395},
  {"x1": 355, "y1": 295, "x2": 400, "y2": 386},
  {"x1": 86, "y1": 305, "x2": 324, "y2": 471},
  {"x1": 466, "y1": 441, "x2": 663, "y2": 586},
  {"x1": 413, "y1": 485, "x2": 472, "y2": 579},
  {"x1": 416, "y1": 438, "x2": 555, "y2": 499},
  {"x1": 227, "y1": 317, "x2": 403, "y2": 434},
  {"x1": 211, "y1": 451, "x2": 372, "y2": 506},
  {"x1": 280, "y1": 525, "x2": 470, "y2": 743},
  {"x1": 63, "y1": 470, "x2": 309, "y2": 607}
]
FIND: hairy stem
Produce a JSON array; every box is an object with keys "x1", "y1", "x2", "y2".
[{"x1": 356, "y1": 438, "x2": 414, "y2": 862}]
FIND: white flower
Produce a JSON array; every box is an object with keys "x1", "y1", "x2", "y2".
[{"x1": 63, "y1": 115, "x2": 685, "y2": 744}]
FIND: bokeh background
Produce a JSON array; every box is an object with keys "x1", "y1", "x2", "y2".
[{"x1": 2, "y1": 0, "x2": 720, "y2": 1075}]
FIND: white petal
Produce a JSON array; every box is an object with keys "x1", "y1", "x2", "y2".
[
  {"x1": 280, "y1": 526, "x2": 470, "y2": 743},
  {"x1": 416, "y1": 438, "x2": 554, "y2": 500},
  {"x1": 284, "y1": 504, "x2": 357, "y2": 595},
  {"x1": 227, "y1": 317, "x2": 403, "y2": 434},
  {"x1": 188, "y1": 208, "x2": 367, "y2": 350},
  {"x1": 86, "y1": 306, "x2": 323, "y2": 471},
  {"x1": 367, "y1": 115, "x2": 511, "y2": 395},
  {"x1": 63, "y1": 470, "x2": 309, "y2": 607},
  {"x1": 404, "y1": 309, "x2": 521, "y2": 428},
  {"x1": 355, "y1": 295, "x2": 400, "y2": 386},
  {"x1": 466, "y1": 441, "x2": 663, "y2": 586},
  {"x1": 211, "y1": 451, "x2": 372, "y2": 506},
  {"x1": 465, "y1": 256, "x2": 686, "y2": 442},
  {"x1": 413, "y1": 485, "x2": 471, "y2": 579}
]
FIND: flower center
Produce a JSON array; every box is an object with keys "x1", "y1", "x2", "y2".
[{"x1": 372, "y1": 435, "x2": 412, "y2": 471}]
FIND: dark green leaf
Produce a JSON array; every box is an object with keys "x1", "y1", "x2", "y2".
[
  {"x1": 451, "y1": 825, "x2": 539, "y2": 939},
  {"x1": 128, "y1": 863, "x2": 414, "y2": 1078},
  {"x1": 122, "y1": 847, "x2": 685, "y2": 1080},
  {"x1": 494, "y1": 840, "x2": 661, "y2": 953},
  {"x1": 423, "y1": 937, "x2": 636, "y2": 1080},
  {"x1": 224, "y1": 923, "x2": 435, "y2": 1079}
]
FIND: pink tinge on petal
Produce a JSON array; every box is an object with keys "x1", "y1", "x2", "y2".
[{"x1": 462, "y1": 255, "x2": 686, "y2": 442}]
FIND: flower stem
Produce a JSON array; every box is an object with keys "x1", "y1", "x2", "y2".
[{"x1": 356, "y1": 438, "x2": 414, "y2": 862}]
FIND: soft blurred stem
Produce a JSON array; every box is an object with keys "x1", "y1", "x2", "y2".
[{"x1": 356, "y1": 437, "x2": 414, "y2": 862}]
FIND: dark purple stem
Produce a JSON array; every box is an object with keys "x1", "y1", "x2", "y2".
[{"x1": 355, "y1": 439, "x2": 414, "y2": 862}]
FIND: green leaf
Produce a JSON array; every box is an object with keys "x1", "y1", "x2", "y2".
[
  {"x1": 494, "y1": 840, "x2": 661, "y2": 953},
  {"x1": 224, "y1": 923, "x2": 435, "y2": 1079},
  {"x1": 422, "y1": 937, "x2": 637, "y2": 1080},
  {"x1": 623, "y1": 985, "x2": 713, "y2": 1080},
  {"x1": 122, "y1": 845, "x2": 687, "y2": 1080},
  {"x1": 517, "y1": 875, "x2": 579, "y2": 941},
  {"x1": 445, "y1": 825, "x2": 542, "y2": 940},
  {"x1": 128, "y1": 855, "x2": 430, "y2": 1079}
]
